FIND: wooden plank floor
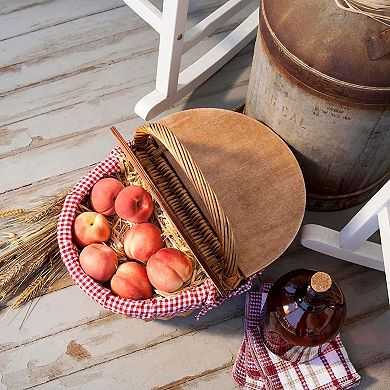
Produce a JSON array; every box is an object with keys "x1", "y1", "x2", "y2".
[{"x1": 0, "y1": 1, "x2": 389, "y2": 389}]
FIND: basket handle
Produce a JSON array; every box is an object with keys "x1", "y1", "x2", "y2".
[{"x1": 135, "y1": 123, "x2": 241, "y2": 289}]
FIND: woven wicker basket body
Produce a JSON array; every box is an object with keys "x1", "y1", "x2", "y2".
[
  {"x1": 58, "y1": 108, "x2": 306, "y2": 319},
  {"x1": 58, "y1": 123, "x2": 246, "y2": 320},
  {"x1": 131, "y1": 124, "x2": 244, "y2": 293}
]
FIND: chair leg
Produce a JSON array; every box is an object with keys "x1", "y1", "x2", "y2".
[
  {"x1": 155, "y1": 0, "x2": 189, "y2": 97},
  {"x1": 378, "y1": 206, "x2": 390, "y2": 306},
  {"x1": 301, "y1": 224, "x2": 384, "y2": 272},
  {"x1": 135, "y1": 8, "x2": 258, "y2": 120},
  {"x1": 302, "y1": 180, "x2": 390, "y2": 306}
]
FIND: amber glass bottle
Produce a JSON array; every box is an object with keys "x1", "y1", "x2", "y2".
[{"x1": 263, "y1": 269, "x2": 346, "y2": 363}]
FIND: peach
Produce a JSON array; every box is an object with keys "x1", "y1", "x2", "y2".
[
  {"x1": 111, "y1": 262, "x2": 153, "y2": 300},
  {"x1": 115, "y1": 185, "x2": 154, "y2": 223},
  {"x1": 79, "y1": 244, "x2": 117, "y2": 283},
  {"x1": 123, "y1": 223, "x2": 163, "y2": 263},
  {"x1": 147, "y1": 248, "x2": 193, "y2": 293},
  {"x1": 72, "y1": 212, "x2": 111, "y2": 248},
  {"x1": 90, "y1": 178, "x2": 124, "y2": 216}
]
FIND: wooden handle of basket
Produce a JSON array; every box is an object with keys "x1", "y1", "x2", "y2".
[{"x1": 135, "y1": 123, "x2": 240, "y2": 286}]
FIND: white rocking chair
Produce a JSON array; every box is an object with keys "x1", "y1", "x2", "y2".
[
  {"x1": 301, "y1": 179, "x2": 390, "y2": 305},
  {"x1": 123, "y1": 0, "x2": 258, "y2": 120}
]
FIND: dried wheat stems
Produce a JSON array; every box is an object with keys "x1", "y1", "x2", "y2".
[{"x1": 0, "y1": 193, "x2": 68, "y2": 309}]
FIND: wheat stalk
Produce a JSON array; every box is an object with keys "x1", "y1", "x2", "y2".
[
  {"x1": 0, "y1": 208, "x2": 25, "y2": 218},
  {"x1": 21, "y1": 192, "x2": 68, "y2": 223},
  {"x1": 0, "y1": 227, "x2": 57, "y2": 301},
  {"x1": 10, "y1": 277, "x2": 45, "y2": 308},
  {"x1": 0, "y1": 192, "x2": 68, "y2": 307},
  {"x1": 10, "y1": 254, "x2": 67, "y2": 309}
]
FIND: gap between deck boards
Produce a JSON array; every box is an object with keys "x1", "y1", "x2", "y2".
[
  {"x1": 1, "y1": 249, "x2": 386, "y2": 353},
  {"x1": 7, "y1": 303, "x2": 389, "y2": 389},
  {"x1": 0, "y1": 1, "x2": 125, "y2": 42}
]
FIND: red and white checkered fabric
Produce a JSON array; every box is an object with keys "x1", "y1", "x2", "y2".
[
  {"x1": 57, "y1": 146, "x2": 261, "y2": 320},
  {"x1": 233, "y1": 284, "x2": 361, "y2": 390}
]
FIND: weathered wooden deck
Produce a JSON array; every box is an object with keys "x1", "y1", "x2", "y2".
[{"x1": 0, "y1": 1, "x2": 389, "y2": 389}]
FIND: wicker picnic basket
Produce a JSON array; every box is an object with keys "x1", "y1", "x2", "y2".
[{"x1": 57, "y1": 108, "x2": 306, "y2": 320}]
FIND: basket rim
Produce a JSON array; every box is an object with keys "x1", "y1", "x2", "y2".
[{"x1": 57, "y1": 145, "x2": 222, "y2": 319}]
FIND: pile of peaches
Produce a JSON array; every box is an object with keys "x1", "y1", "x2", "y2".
[{"x1": 72, "y1": 177, "x2": 193, "y2": 300}]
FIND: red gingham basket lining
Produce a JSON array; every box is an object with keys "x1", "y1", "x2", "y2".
[{"x1": 57, "y1": 146, "x2": 257, "y2": 320}]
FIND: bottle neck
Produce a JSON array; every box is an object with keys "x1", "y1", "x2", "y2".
[{"x1": 295, "y1": 281, "x2": 329, "y2": 312}]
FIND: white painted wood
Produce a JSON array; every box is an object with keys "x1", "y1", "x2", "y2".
[
  {"x1": 340, "y1": 180, "x2": 390, "y2": 251},
  {"x1": 358, "y1": 359, "x2": 390, "y2": 390},
  {"x1": 177, "y1": 10, "x2": 256, "y2": 89},
  {"x1": 0, "y1": 247, "x2": 376, "y2": 352},
  {"x1": 0, "y1": 0, "x2": 222, "y2": 69},
  {"x1": 0, "y1": 9, "x2": 251, "y2": 131},
  {"x1": 341, "y1": 308, "x2": 390, "y2": 369},
  {"x1": 0, "y1": 166, "x2": 92, "y2": 210},
  {"x1": 0, "y1": 0, "x2": 49, "y2": 17},
  {"x1": 301, "y1": 180, "x2": 390, "y2": 304},
  {"x1": 0, "y1": 206, "x2": 388, "y2": 388},
  {"x1": 0, "y1": 50, "x2": 155, "y2": 130},
  {"x1": 183, "y1": 0, "x2": 250, "y2": 53},
  {"x1": 155, "y1": 0, "x2": 189, "y2": 97},
  {"x1": 135, "y1": 9, "x2": 258, "y2": 119},
  {"x1": 0, "y1": 3, "x2": 252, "y2": 125},
  {"x1": 121, "y1": 0, "x2": 162, "y2": 33},
  {"x1": 34, "y1": 316, "x2": 244, "y2": 390},
  {"x1": 0, "y1": 7, "x2": 134, "y2": 70},
  {"x1": 0, "y1": 50, "x2": 253, "y2": 193},
  {"x1": 378, "y1": 206, "x2": 390, "y2": 306},
  {"x1": 3, "y1": 289, "x2": 389, "y2": 389},
  {"x1": 0, "y1": 0, "x2": 256, "y2": 192},
  {"x1": 0, "y1": 0, "x2": 124, "y2": 41},
  {"x1": 179, "y1": 366, "x2": 235, "y2": 389},
  {"x1": 0, "y1": 295, "x2": 246, "y2": 389},
  {"x1": 301, "y1": 224, "x2": 385, "y2": 272},
  {"x1": 0, "y1": 286, "x2": 107, "y2": 353},
  {"x1": 0, "y1": 0, "x2": 223, "y2": 92},
  {"x1": 0, "y1": 247, "x2": 386, "y2": 387},
  {"x1": 124, "y1": 0, "x2": 258, "y2": 118}
]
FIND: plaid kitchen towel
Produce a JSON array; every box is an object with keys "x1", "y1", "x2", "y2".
[{"x1": 233, "y1": 284, "x2": 361, "y2": 390}]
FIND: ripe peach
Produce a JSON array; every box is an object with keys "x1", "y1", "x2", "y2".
[
  {"x1": 147, "y1": 248, "x2": 193, "y2": 293},
  {"x1": 115, "y1": 185, "x2": 154, "y2": 223},
  {"x1": 111, "y1": 262, "x2": 153, "y2": 300},
  {"x1": 72, "y1": 212, "x2": 111, "y2": 248},
  {"x1": 79, "y1": 244, "x2": 117, "y2": 283},
  {"x1": 123, "y1": 223, "x2": 163, "y2": 263},
  {"x1": 90, "y1": 177, "x2": 124, "y2": 216}
]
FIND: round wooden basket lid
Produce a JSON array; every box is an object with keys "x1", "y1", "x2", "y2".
[{"x1": 159, "y1": 108, "x2": 306, "y2": 277}]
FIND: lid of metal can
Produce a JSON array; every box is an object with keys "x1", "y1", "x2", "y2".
[{"x1": 260, "y1": 0, "x2": 390, "y2": 104}]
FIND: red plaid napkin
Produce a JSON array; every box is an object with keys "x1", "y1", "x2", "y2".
[{"x1": 233, "y1": 284, "x2": 361, "y2": 390}]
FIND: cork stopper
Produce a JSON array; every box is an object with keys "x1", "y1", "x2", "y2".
[{"x1": 310, "y1": 272, "x2": 332, "y2": 293}]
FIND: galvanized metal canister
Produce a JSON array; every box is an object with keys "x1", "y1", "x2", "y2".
[{"x1": 245, "y1": 0, "x2": 390, "y2": 210}]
